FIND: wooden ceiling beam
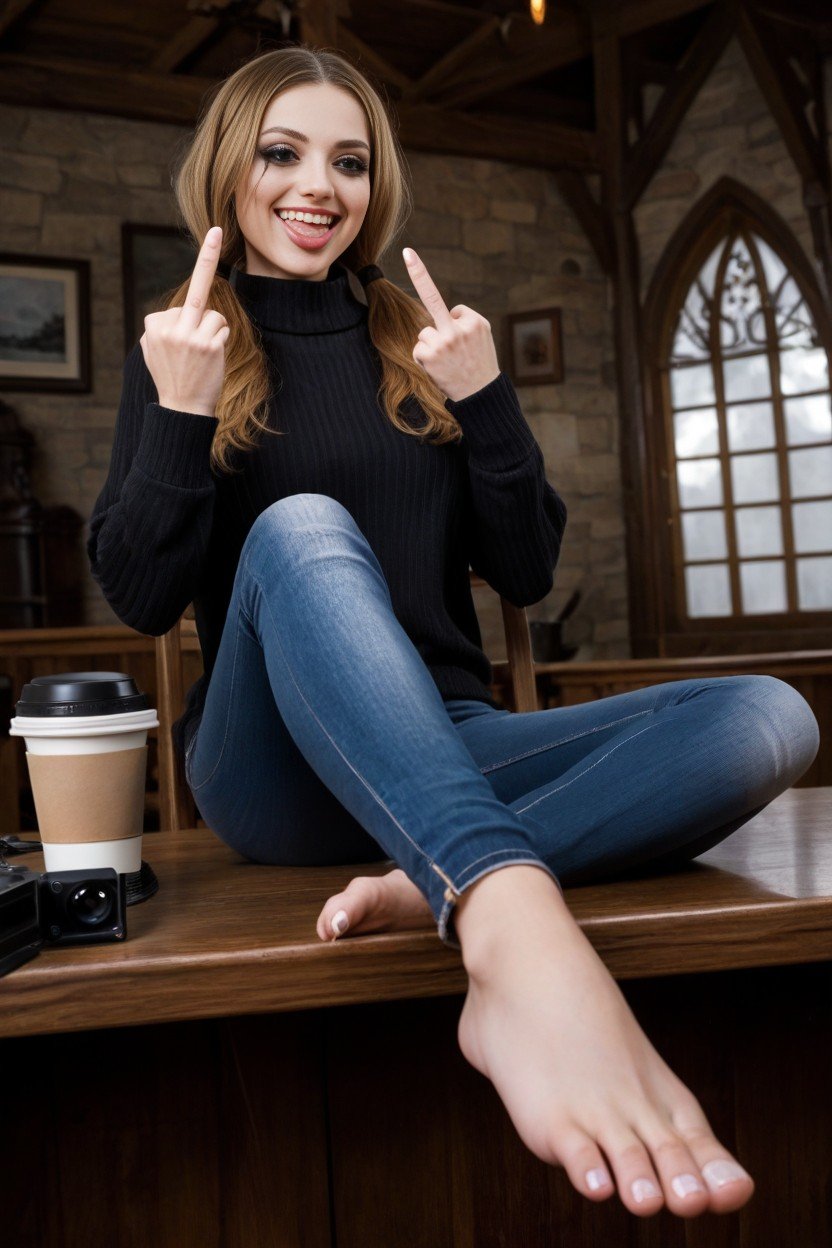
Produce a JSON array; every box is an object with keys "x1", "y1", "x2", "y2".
[
  {"x1": 736, "y1": 3, "x2": 825, "y2": 187},
  {"x1": 395, "y1": 99, "x2": 597, "y2": 171},
  {"x1": 296, "y1": 0, "x2": 339, "y2": 47},
  {"x1": 593, "y1": 0, "x2": 714, "y2": 39},
  {"x1": 0, "y1": 0, "x2": 39, "y2": 41},
  {"x1": 0, "y1": 54, "x2": 212, "y2": 125},
  {"x1": 400, "y1": 15, "x2": 502, "y2": 105},
  {"x1": 428, "y1": 11, "x2": 592, "y2": 111},
  {"x1": 149, "y1": 0, "x2": 236, "y2": 74},
  {"x1": 553, "y1": 170, "x2": 613, "y2": 273},
  {"x1": 0, "y1": 52, "x2": 597, "y2": 169},
  {"x1": 335, "y1": 24, "x2": 414, "y2": 94},
  {"x1": 622, "y1": 0, "x2": 737, "y2": 211}
]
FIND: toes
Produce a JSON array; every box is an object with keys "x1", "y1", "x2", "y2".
[
  {"x1": 316, "y1": 875, "x2": 383, "y2": 942},
  {"x1": 550, "y1": 1123, "x2": 617, "y2": 1206},
  {"x1": 594, "y1": 1130, "x2": 666, "y2": 1217},
  {"x1": 658, "y1": 1092, "x2": 755, "y2": 1213},
  {"x1": 674, "y1": 1128, "x2": 754, "y2": 1213},
  {"x1": 633, "y1": 1133, "x2": 713, "y2": 1218}
]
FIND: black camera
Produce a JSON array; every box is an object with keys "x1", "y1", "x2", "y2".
[{"x1": 0, "y1": 835, "x2": 128, "y2": 979}]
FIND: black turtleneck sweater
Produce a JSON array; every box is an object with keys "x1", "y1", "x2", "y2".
[{"x1": 87, "y1": 260, "x2": 567, "y2": 764}]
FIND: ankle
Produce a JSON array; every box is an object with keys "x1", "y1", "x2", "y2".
[{"x1": 454, "y1": 864, "x2": 572, "y2": 979}]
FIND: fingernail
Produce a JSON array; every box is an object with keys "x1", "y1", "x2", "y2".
[
  {"x1": 331, "y1": 909, "x2": 349, "y2": 937},
  {"x1": 702, "y1": 1159, "x2": 750, "y2": 1189},
  {"x1": 631, "y1": 1177, "x2": 660, "y2": 1202},
  {"x1": 585, "y1": 1167, "x2": 611, "y2": 1191},
  {"x1": 672, "y1": 1173, "x2": 705, "y2": 1198},
  {"x1": 402, "y1": 247, "x2": 414, "y2": 262}
]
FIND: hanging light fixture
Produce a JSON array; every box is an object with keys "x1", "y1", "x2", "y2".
[{"x1": 530, "y1": 0, "x2": 546, "y2": 25}]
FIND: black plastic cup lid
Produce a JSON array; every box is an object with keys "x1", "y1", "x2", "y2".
[{"x1": 14, "y1": 672, "x2": 150, "y2": 718}]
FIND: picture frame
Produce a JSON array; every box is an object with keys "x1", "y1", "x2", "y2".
[
  {"x1": 121, "y1": 223, "x2": 198, "y2": 356},
  {"x1": 505, "y1": 306, "x2": 564, "y2": 386},
  {"x1": 0, "y1": 252, "x2": 91, "y2": 393}
]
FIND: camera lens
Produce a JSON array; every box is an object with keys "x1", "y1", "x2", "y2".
[{"x1": 68, "y1": 883, "x2": 115, "y2": 925}]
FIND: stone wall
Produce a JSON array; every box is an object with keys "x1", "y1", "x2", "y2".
[
  {"x1": 635, "y1": 35, "x2": 819, "y2": 303},
  {"x1": 0, "y1": 103, "x2": 619, "y2": 663}
]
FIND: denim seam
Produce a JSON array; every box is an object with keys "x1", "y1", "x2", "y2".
[
  {"x1": 456, "y1": 847, "x2": 559, "y2": 884},
  {"x1": 515, "y1": 721, "x2": 659, "y2": 814},
  {"x1": 252, "y1": 570, "x2": 440, "y2": 881},
  {"x1": 480, "y1": 708, "x2": 654, "y2": 774},
  {"x1": 439, "y1": 858, "x2": 562, "y2": 949},
  {"x1": 189, "y1": 620, "x2": 243, "y2": 793}
]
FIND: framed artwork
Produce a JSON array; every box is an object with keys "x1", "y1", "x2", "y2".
[
  {"x1": 0, "y1": 253, "x2": 91, "y2": 392},
  {"x1": 121, "y1": 223, "x2": 198, "y2": 356},
  {"x1": 505, "y1": 306, "x2": 564, "y2": 386}
]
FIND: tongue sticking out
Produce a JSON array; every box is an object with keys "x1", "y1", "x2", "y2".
[{"x1": 282, "y1": 217, "x2": 331, "y2": 236}]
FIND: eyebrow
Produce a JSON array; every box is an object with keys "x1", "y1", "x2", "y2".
[{"x1": 260, "y1": 126, "x2": 371, "y2": 154}]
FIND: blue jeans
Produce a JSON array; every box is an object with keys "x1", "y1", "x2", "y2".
[{"x1": 185, "y1": 494, "x2": 821, "y2": 950}]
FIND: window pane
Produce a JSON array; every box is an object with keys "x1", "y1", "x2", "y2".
[
  {"x1": 735, "y1": 505, "x2": 783, "y2": 556},
  {"x1": 677, "y1": 458, "x2": 723, "y2": 507},
  {"x1": 719, "y1": 237, "x2": 766, "y2": 356},
  {"x1": 731, "y1": 452, "x2": 779, "y2": 504},
  {"x1": 674, "y1": 407, "x2": 719, "y2": 458},
  {"x1": 788, "y1": 445, "x2": 832, "y2": 499},
  {"x1": 784, "y1": 393, "x2": 832, "y2": 446},
  {"x1": 671, "y1": 363, "x2": 716, "y2": 409},
  {"x1": 755, "y1": 234, "x2": 787, "y2": 296},
  {"x1": 797, "y1": 556, "x2": 832, "y2": 609},
  {"x1": 723, "y1": 353, "x2": 771, "y2": 402},
  {"x1": 726, "y1": 401, "x2": 775, "y2": 452},
  {"x1": 740, "y1": 560, "x2": 787, "y2": 613},
  {"x1": 685, "y1": 563, "x2": 732, "y2": 617},
  {"x1": 779, "y1": 346, "x2": 829, "y2": 395},
  {"x1": 773, "y1": 276, "x2": 816, "y2": 350},
  {"x1": 681, "y1": 510, "x2": 728, "y2": 560},
  {"x1": 792, "y1": 500, "x2": 832, "y2": 554}
]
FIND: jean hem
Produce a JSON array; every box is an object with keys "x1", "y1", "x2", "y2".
[{"x1": 435, "y1": 854, "x2": 563, "y2": 952}]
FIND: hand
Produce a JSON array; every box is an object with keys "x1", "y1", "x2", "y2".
[
  {"x1": 140, "y1": 226, "x2": 230, "y2": 418},
  {"x1": 403, "y1": 246, "x2": 500, "y2": 402}
]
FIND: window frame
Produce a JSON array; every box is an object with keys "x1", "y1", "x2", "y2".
[{"x1": 641, "y1": 176, "x2": 832, "y2": 656}]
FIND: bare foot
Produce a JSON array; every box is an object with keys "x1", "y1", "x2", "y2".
[
  {"x1": 315, "y1": 866, "x2": 433, "y2": 941},
  {"x1": 454, "y1": 865, "x2": 755, "y2": 1220}
]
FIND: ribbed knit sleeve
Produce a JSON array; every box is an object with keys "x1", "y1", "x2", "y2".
[
  {"x1": 445, "y1": 371, "x2": 568, "y2": 608},
  {"x1": 86, "y1": 342, "x2": 219, "y2": 636}
]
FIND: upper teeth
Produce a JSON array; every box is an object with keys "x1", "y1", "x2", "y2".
[{"x1": 278, "y1": 210, "x2": 336, "y2": 225}]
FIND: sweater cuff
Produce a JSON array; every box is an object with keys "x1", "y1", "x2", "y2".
[
  {"x1": 444, "y1": 371, "x2": 538, "y2": 471},
  {"x1": 135, "y1": 403, "x2": 219, "y2": 488}
]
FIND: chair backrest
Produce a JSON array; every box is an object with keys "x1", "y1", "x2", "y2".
[{"x1": 155, "y1": 586, "x2": 538, "y2": 833}]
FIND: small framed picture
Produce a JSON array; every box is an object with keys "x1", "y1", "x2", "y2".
[
  {"x1": 0, "y1": 253, "x2": 91, "y2": 392},
  {"x1": 506, "y1": 306, "x2": 564, "y2": 386},
  {"x1": 121, "y1": 223, "x2": 198, "y2": 355}
]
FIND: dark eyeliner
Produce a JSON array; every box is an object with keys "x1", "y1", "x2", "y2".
[{"x1": 259, "y1": 143, "x2": 368, "y2": 173}]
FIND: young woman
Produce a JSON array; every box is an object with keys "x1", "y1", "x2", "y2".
[{"x1": 88, "y1": 44, "x2": 820, "y2": 1221}]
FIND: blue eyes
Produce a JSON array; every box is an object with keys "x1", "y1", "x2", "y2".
[{"x1": 259, "y1": 144, "x2": 368, "y2": 175}]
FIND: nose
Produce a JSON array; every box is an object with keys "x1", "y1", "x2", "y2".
[{"x1": 295, "y1": 157, "x2": 336, "y2": 201}]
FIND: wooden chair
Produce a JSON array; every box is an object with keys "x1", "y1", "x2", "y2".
[{"x1": 154, "y1": 582, "x2": 539, "y2": 833}]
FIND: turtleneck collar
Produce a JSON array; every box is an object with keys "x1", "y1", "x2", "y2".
[{"x1": 232, "y1": 259, "x2": 368, "y2": 335}]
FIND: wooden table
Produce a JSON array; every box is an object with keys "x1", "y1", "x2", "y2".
[{"x1": 3, "y1": 788, "x2": 832, "y2": 1246}]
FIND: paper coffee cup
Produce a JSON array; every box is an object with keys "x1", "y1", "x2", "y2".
[{"x1": 9, "y1": 672, "x2": 159, "y2": 874}]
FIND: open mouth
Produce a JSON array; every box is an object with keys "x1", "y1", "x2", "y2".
[{"x1": 274, "y1": 212, "x2": 340, "y2": 247}]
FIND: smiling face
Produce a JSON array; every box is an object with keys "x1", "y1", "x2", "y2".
[{"x1": 233, "y1": 81, "x2": 372, "y2": 281}]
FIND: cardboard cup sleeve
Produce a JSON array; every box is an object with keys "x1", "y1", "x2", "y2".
[{"x1": 26, "y1": 745, "x2": 148, "y2": 844}]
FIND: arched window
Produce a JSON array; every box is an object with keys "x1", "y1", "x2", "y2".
[{"x1": 644, "y1": 179, "x2": 832, "y2": 654}]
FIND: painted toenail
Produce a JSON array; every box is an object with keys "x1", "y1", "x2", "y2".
[
  {"x1": 331, "y1": 909, "x2": 349, "y2": 936},
  {"x1": 672, "y1": 1173, "x2": 705, "y2": 1198},
  {"x1": 631, "y1": 1178, "x2": 659, "y2": 1202},
  {"x1": 702, "y1": 1159, "x2": 750, "y2": 1188},
  {"x1": 585, "y1": 1168, "x2": 611, "y2": 1191}
]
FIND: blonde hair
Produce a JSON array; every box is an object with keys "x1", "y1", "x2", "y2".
[{"x1": 164, "y1": 43, "x2": 462, "y2": 476}]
